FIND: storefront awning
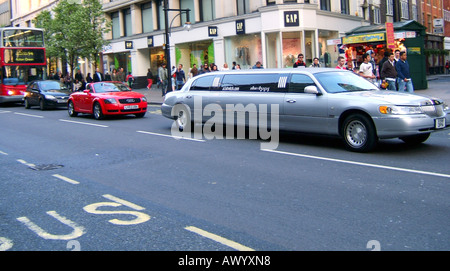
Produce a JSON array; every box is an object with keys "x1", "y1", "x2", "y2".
[
  {"x1": 345, "y1": 20, "x2": 426, "y2": 36},
  {"x1": 343, "y1": 20, "x2": 427, "y2": 46},
  {"x1": 342, "y1": 32, "x2": 385, "y2": 45}
]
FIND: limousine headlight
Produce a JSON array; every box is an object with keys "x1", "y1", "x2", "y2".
[{"x1": 379, "y1": 105, "x2": 423, "y2": 115}]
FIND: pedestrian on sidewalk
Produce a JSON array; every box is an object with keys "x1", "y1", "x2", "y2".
[
  {"x1": 158, "y1": 63, "x2": 169, "y2": 96},
  {"x1": 117, "y1": 67, "x2": 125, "y2": 84},
  {"x1": 396, "y1": 51, "x2": 414, "y2": 92},
  {"x1": 359, "y1": 52, "x2": 376, "y2": 84},
  {"x1": 111, "y1": 69, "x2": 118, "y2": 81},
  {"x1": 293, "y1": 54, "x2": 306, "y2": 68},
  {"x1": 175, "y1": 64, "x2": 186, "y2": 90},
  {"x1": 190, "y1": 64, "x2": 198, "y2": 78},
  {"x1": 380, "y1": 52, "x2": 397, "y2": 91},
  {"x1": 445, "y1": 60, "x2": 449, "y2": 74},
  {"x1": 126, "y1": 72, "x2": 134, "y2": 88},
  {"x1": 147, "y1": 68, "x2": 153, "y2": 89}
]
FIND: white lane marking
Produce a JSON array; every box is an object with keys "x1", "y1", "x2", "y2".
[
  {"x1": 59, "y1": 119, "x2": 109, "y2": 128},
  {"x1": 262, "y1": 149, "x2": 450, "y2": 179},
  {"x1": 185, "y1": 226, "x2": 255, "y2": 251},
  {"x1": 14, "y1": 112, "x2": 44, "y2": 118},
  {"x1": 17, "y1": 159, "x2": 36, "y2": 169},
  {"x1": 17, "y1": 211, "x2": 86, "y2": 240},
  {"x1": 0, "y1": 237, "x2": 13, "y2": 251},
  {"x1": 0, "y1": 150, "x2": 8, "y2": 155},
  {"x1": 0, "y1": 110, "x2": 11, "y2": 114},
  {"x1": 53, "y1": 174, "x2": 80, "y2": 185},
  {"x1": 83, "y1": 195, "x2": 150, "y2": 226},
  {"x1": 102, "y1": 194, "x2": 145, "y2": 211},
  {"x1": 137, "y1": 130, "x2": 206, "y2": 142}
]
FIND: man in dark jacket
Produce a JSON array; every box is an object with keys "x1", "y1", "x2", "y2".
[
  {"x1": 293, "y1": 54, "x2": 306, "y2": 68},
  {"x1": 93, "y1": 68, "x2": 103, "y2": 82},
  {"x1": 175, "y1": 64, "x2": 186, "y2": 90},
  {"x1": 380, "y1": 52, "x2": 397, "y2": 91}
]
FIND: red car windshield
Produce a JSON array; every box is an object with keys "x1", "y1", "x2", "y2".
[{"x1": 93, "y1": 82, "x2": 130, "y2": 93}]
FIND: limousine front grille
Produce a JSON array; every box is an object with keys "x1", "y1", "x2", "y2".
[
  {"x1": 119, "y1": 98, "x2": 141, "y2": 104},
  {"x1": 421, "y1": 104, "x2": 444, "y2": 117}
]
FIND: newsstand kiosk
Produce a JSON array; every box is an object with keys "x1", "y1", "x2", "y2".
[{"x1": 343, "y1": 20, "x2": 427, "y2": 90}]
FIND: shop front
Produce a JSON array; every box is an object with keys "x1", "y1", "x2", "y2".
[
  {"x1": 261, "y1": 8, "x2": 346, "y2": 69},
  {"x1": 344, "y1": 20, "x2": 427, "y2": 90},
  {"x1": 176, "y1": 39, "x2": 215, "y2": 73},
  {"x1": 225, "y1": 33, "x2": 262, "y2": 69}
]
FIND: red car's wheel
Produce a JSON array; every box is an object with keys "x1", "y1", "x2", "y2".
[
  {"x1": 68, "y1": 101, "x2": 78, "y2": 117},
  {"x1": 93, "y1": 102, "x2": 104, "y2": 120}
]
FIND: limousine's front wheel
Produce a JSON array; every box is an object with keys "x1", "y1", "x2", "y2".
[{"x1": 341, "y1": 114, "x2": 378, "y2": 152}]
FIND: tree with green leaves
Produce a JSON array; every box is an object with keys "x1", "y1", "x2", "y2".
[{"x1": 33, "y1": 0, "x2": 111, "y2": 76}]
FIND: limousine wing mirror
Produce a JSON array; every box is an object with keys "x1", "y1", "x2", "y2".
[{"x1": 304, "y1": 85, "x2": 321, "y2": 95}]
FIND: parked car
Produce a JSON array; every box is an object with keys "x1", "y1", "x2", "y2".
[
  {"x1": 161, "y1": 68, "x2": 450, "y2": 152},
  {"x1": 68, "y1": 81, "x2": 147, "y2": 119},
  {"x1": 24, "y1": 80, "x2": 70, "y2": 110}
]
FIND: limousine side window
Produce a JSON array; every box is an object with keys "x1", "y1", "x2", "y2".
[
  {"x1": 289, "y1": 74, "x2": 316, "y2": 93},
  {"x1": 220, "y1": 74, "x2": 286, "y2": 92},
  {"x1": 190, "y1": 75, "x2": 221, "y2": 91}
]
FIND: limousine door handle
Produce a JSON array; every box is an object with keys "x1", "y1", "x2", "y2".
[
  {"x1": 186, "y1": 95, "x2": 193, "y2": 99},
  {"x1": 286, "y1": 99, "x2": 297, "y2": 103}
]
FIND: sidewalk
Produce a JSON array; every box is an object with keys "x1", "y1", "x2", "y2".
[
  {"x1": 133, "y1": 74, "x2": 450, "y2": 105},
  {"x1": 416, "y1": 74, "x2": 450, "y2": 104},
  {"x1": 134, "y1": 84, "x2": 166, "y2": 105}
]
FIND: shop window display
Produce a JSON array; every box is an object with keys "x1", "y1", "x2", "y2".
[{"x1": 225, "y1": 34, "x2": 262, "y2": 69}]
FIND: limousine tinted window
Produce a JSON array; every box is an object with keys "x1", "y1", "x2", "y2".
[
  {"x1": 289, "y1": 74, "x2": 316, "y2": 93},
  {"x1": 190, "y1": 75, "x2": 221, "y2": 91},
  {"x1": 314, "y1": 71, "x2": 378, "y2": 93},
  {"x1": 221, "y1": 74, "x2": 287, "y2": 92}
]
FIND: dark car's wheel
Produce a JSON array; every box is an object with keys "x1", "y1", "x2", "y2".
[
  {"x1": 400, "y1": 133, "x2": 430, "y2": 145},
  {"x1": 68, "y1": 101, "x2": 78, "y2": 117},
  {"x1": 93, "y1": 102, "x2": 104, "y2": 120},
  {"x1": 341, "y1": 114, "x2": 378, "y2": 152},
  {"x1": 24, "y1": 98, "x2": 31, "y2": 109},
  {"x1": 39, "y1": 99, "x2": 46, "y2": 111}
]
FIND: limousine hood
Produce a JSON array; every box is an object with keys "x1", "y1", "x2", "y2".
[{"x1": 337, "y1": 90, "x2": 441, "y2": 106}]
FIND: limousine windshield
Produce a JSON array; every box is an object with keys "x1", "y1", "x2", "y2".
[{"x1": 314, "y1": 71, "x2": 378, "y2": 93}]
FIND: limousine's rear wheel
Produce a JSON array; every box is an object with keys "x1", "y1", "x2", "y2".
[
  {"x1": 342, "y1": 114, "x2": 377, "y2": 152},
  {"x1": 173, "y1": 104, "x2": 191, "y2": 132}
]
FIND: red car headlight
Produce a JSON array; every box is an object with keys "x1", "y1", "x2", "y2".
[{"x1": 104, "y1": 98, "x2": 117, "y2": 104}]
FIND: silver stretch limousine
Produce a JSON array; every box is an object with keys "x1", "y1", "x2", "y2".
[{"x1": 161, "y1": 68, "x2": 449, "y2": 152}]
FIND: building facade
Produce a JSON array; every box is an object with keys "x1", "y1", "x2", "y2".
[
  {"x1": 418, "y1": 0, "x2": 446, "y2": 73},
  {"x1": 9, "y1": 0, "x2": 436, "y2": 78},
  {"x1": 0, "y1": 0, "x2": 11, "y2": 27},
  {"x1": 443, "y1": 0, "x2": 450, "y2": 62},
  {"x1": 100, "y1": 0, "x2": 376, "y2": 80}
]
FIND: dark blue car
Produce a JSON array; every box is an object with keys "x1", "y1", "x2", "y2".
[{"x1": 24, "y1": 80, "x2": 71, "y2": 110}]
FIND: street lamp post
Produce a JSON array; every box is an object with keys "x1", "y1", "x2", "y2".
[{"x1": 163, "y1": 0, "x2": 191, "y2": 93}]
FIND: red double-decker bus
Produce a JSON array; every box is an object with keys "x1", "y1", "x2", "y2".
[{"x1": 0, "y1": 27, "x2": 47, "y2": 104}]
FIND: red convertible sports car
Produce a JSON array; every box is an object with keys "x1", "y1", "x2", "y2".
[{"x1": 68, "y1": 82, "x2": 147, "y2": 119}]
